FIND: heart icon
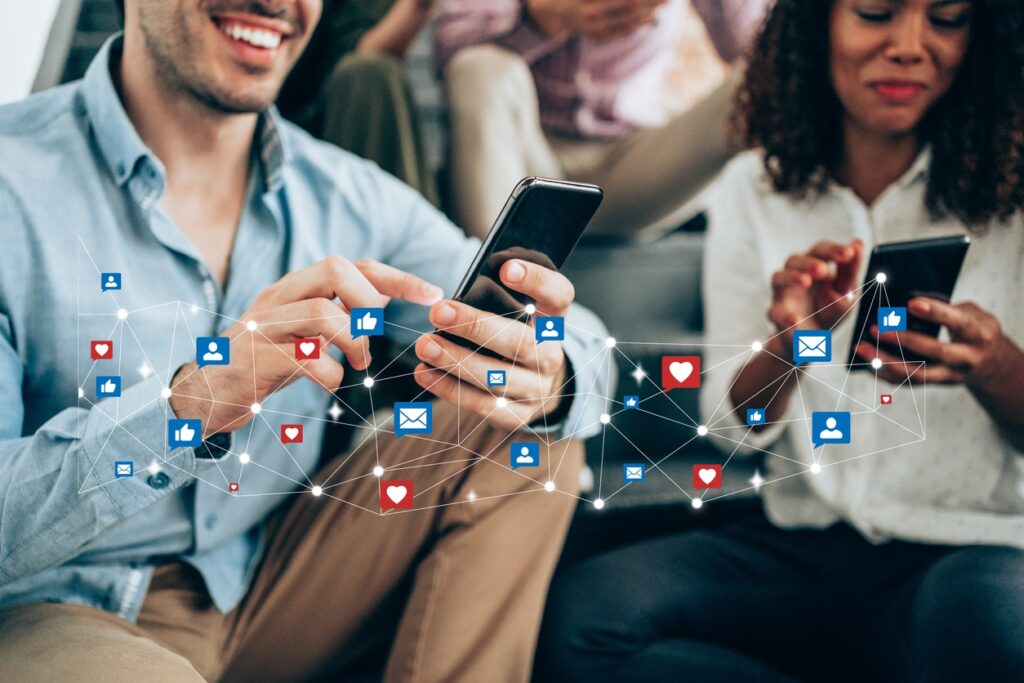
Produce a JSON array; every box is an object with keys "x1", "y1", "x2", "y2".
[
  {"x1": 670, "y1": 362, "x2": 693, "y2": 383},
  {"x1": 698, "y1": 468, "x2": 717, "y2": 485},
  {"x1": 299, "y1": 342, "x2": 315, "y2": 357},
  {"x1": 93, "y1": 344, "x2": 109, "y2": 356},
  {"x1": 285, "y1": 427, "x2": 299, "y2": 440},
  {"x1": 386, "y1": 485, "x2": 407, "y2": 504}
]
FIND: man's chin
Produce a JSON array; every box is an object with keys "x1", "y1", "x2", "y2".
[{"x1": 189, "y1": 83, "x2": 279, "y2": 115}]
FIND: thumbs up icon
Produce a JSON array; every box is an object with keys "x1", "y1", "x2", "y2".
[
  {"x1": 878, "y1": 307, "x2": 908, "y2": 332},
  {"x1": 96, "y1": 375, "x2": 121, "y2": 398},
  {"x1": 169, "y1": 419, "x2": 202, "y2": 447},
  {"x1": 351, "y1": 308, "x2": 385, "y2": 338}
]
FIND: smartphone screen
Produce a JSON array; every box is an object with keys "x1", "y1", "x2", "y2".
[
  {"x1": 441, "y1": 178, "x2": 603, "y2": 356},
  {"x1": 847, "y1": 235, "x2": 970, "y2": 367}
]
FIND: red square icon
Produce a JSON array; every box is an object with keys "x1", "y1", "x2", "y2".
[
  {"x1": 662, "y1": 356, "x2": 701, "y2": 390},
  {"x1": 294, "y1": 338, "x2": 320, "y2": 360},
  {"x1": 880, "y1": 394, "x2": 893, "y2": 406},
  {"x1": 228, "y1": 482, "x2": 239, "y2": 493},
  {"x1": 280, "y1": 424, "x2": 303, "y2": 444},
  {"x1": 380, "y1": 480, "x2": 414, "y2": 510},
  {"x1": 693, "y1": 464, "x2": 722, "y2": 490},
  {"x1": 90, "y1": 340, "x2": 114, "y2": 360}
]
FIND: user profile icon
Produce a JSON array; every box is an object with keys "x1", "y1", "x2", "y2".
[
  {"x1": 196, "y1": 337, "x2": 230, "y2": 367},
  {"x1": 535, "y1": 317, "x2": 564, "y2": 343},
  {"x1": 101, "y1": 272, "x2": 122, "y2": 292}
]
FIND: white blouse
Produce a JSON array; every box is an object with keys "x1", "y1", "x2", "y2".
[{"x1": 701, "y1": 149, "x2": 1024, "y2": 549}]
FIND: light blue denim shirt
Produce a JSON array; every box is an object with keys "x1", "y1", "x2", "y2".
[{"x1": 0, "y1": 36, "x2": 609, "y2": 621}]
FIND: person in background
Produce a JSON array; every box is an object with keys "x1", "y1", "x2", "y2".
[
  {"x1": 278, "y1": 0, "x2": 439, "y2": 203},
  {"x1": 538, "y1": 0, "x2": 1024, "y2": 681},
  {"x1": 435, "y1": 0, "x2": 768, "y2": 239}
]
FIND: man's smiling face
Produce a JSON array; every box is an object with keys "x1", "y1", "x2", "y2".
[{"x1": 128, "y1": 0, "x2": 322, "y2": 114}]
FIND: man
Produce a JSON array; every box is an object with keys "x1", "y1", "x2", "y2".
[
  {"x1": 279, "y1": 0, "x2": 441, "y2": 203},
  {"x1": 436, "y1": 0, "x2": 768, "y2": 239},
  {"x1": 0, "y1": 1, "x2": 609, "y2": 681}
]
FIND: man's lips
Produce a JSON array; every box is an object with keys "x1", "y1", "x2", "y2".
[
  {"x1": 212, "y1": 13, "x2": 295, "y2": 51},
  {"x1": 870, "y1": 80, "x2": 926, "y2": 103}
]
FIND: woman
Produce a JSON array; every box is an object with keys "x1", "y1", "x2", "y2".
[{"x1": 537, "y1": 1, "x2": 1024, "y2": 681}]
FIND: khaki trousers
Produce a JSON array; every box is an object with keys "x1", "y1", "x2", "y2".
[
  {"x1": 0, "y1": 402, "x2": 583, "y2": 682},
  {"x1": 445, "y1": 45, "x2": 742, "y2": 241}
]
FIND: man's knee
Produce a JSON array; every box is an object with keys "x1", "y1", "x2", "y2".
[
  {"x1": 909, "y1": 546, "x2": 1024, "y2": 678},
  {"x1": 0, "y1": 603, "x2": 204, "y2": 682},
  {"x1": 445, "y1": 45, "x2": 533, "y2": 111}
]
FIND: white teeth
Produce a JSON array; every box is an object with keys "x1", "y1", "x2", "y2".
[{"x1": 219, "y1": 22, "x2": 282, "y2": 49}]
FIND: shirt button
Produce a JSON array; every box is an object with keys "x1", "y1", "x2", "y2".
[
  {"x1": 204, "y1": 515, "x2": 217, "y2": 530},
  {"x1": 576, "y1": 70, "x2": 592, "y2": 90},
  {"x1": 576, "y1": 108, "x2": 596, "y2": 129},
  {"x1": 147, "y1": 472, "x2": 171, "y2": 489}
]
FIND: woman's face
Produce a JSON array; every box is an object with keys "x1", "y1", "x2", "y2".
[{"x1": 830, "y1": 0, "x2": 973, "y2": 136}]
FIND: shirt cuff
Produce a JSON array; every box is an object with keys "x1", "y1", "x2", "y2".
[
  {"x1": 81, "y1": 374, "x2": 200, "y2": 513},
  {"x1": 552, "y1": 304, "x2": 613, "y2": 440}
]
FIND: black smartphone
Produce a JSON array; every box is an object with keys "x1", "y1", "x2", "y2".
[
  {"x1": 846, "y1": 235, "x2": 971, "y2": 368},
  {"x1": 439, "y1": 177, "x2": 604, "y2": 357}
]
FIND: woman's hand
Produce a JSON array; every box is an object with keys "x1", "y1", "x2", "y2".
[
  {"x1": 767, "y1": 239, "x2": 864, "y2": 357},
  {"x1": 856, "y1": 298, "x2": 1012, "y2": 387}
]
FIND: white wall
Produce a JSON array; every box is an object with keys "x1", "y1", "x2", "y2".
[{"x1": 0, "y1": 0, "x2": 62, "y2": 105}]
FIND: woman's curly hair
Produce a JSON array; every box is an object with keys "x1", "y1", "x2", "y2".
[{"x1": 733, "y1": 0, "x2": 1024, "y2": 229}]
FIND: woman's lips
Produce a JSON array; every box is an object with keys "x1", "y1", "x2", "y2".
[{"x1": 871, "y1": 81, "x2": 926, "y2": 103}]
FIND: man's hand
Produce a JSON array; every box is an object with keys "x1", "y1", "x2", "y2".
[
  {"x1": 169, "y1": 257, "x2": 442, "y2": 436},
  {"x1": 767, "y1": 239, "x2": 863, "y2": 358},
  {"x1": 413, "y1": 259, "x2": 575, "y2": 431},
  {"x1": 526, "y1": 0, "x2": 668, "y2": 41}
]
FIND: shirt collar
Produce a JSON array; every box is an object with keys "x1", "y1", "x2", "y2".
[{"x1": 81, "y1": 33, "x2": 289, "y2": 194}]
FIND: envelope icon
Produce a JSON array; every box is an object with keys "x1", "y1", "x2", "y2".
[
  {"x1": 395, "y1": 402, "x2": 433, "y2": 437},
  {"x1": 799, "y1": 336, "x2": 827, "y2": 356},
  {"x1": 116, "y1": 463, "x2": 132, "y2": 476},
  {"x1": 487, "y1": 371, "x2": 506, "y2": 386},
  {"x1": 625, "y1": 466, "x2": 644, "y2": 480}
]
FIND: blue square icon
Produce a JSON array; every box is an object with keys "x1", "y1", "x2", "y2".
[
  {"x1": 101, "y1": 272, "x2": 122, "y2": 292},
  {"x1": 394, "y1": 402, "x2": 432, "y2": 437},
  {"x1": 623, "y1": 395, "x2": 640, "y2": 410},
  {"x1": 623, "y1": 463, "x2": 646, "y2": 482},
  {"x1": 114, "y1": 460, "x2": 134, "y2": 479},
  {"x1": 878, "y1": 307, "x2": 908, "y2": 332},
  {"x1": 196, "y1": 337, "x2": 230, "y2": 367},
  {"x1": 487, "y1": 370, "x2": 507, "y2": 387},
  {"x1": 535, "y1": 317, "x2": 564, "y2": 343},
  {"x1": 351, "y1": 308, "x2": 385, "y2": 338},
  {"x1": 811, "y1": 412, "x2": 851, "y2": 448},
  {"x1": 96, "y1": 375, "x2": 122, "y2": 398},
  {"x1": 168, "y1": 419, "x2": 202, "y2": 448},
  {"x1": 793, "y1": 330, "x2": 832, "y2": 365},
  {"x1": 511, "y1": 443, "x2": 540, "y2": 469},
  {"x1": 746, "y1": 408, "x2": 766, "y2": 426}
]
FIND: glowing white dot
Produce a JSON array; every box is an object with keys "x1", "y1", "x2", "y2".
[
  {"x1": 605, "y1": 337, "x2": 617, "y2": 348},
  {"x1": 160, "y1": 387, "x2": 172, "y2": 399},
  {"x1": 363, "y1": 377, "x2": 375, "y2": 388},
  {"x1": 751, "y1": 341, "x2": 763, "y2": 352},
  {"x1": 250, "y1": 402, "x2": 261, "y2": 414},
  {"x1": 691, "y1": 498, "x2": 704, "y2": 509},
  {"x1": 810, "y1": 463, "x2": 822, "y2": 474},
  {"x1": 875, "y1": 273, "x2": 887, "y2": 284},
  {"x1": 525, "y1": 304, "x2": 536, "y2": 315},
  {"x1": 190, "y1": 305, "x2": 200, "y2": 315},
  {"x1": 311, "y1": 485, "x2": 323, "y2": 497},
  {"x1": 78, "y1": 387, "x2": 85, "y2": 398},
  {"x1": 871, "y1": 358, "x2": 883, "y2": 370},
  {"x1": 468, "y1": 491, "x2": 478, "y2": 502},
  {"x1": 117, "y1": 308, "x2": 128, "y2": 320},
  {"x1": 496, "y1": 397, "x2": 508, "y2": 408},
  {"x1": 372, "y1": 465, "x2": 384, "y2": 477},
  {"x1": 239, "y1": 452, "x2": 250, "y2": 464},
  {"x1": 593, "y1": 498, "x2": 605, "y2": 510},
  {"x1": 148, "y1": 462, "x2": 161, "y2": 475},
  {"x1": 246, "y1": 320, "x2": 258, "y2": 331},
  {"x1": 845, "y1": 291, "x2": 855, "y2": 302},
  {"x1": 544, "y1": 480, "x2": 556, "y2": 492},
  {"x1": 697, "y1": 425, "x2": 709, "y2": 436},
  {"x1": 599, "y1": 413, "x2": 611, "y2": 425}
]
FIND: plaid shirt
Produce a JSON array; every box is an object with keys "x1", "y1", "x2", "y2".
[{"x1": 435, "y1": 0, "x2": 767, "y2": 138}]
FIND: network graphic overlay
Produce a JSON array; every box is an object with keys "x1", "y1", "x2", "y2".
[{"x1": 76, "y1": 239, "x2": 927, "y2": 515}]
